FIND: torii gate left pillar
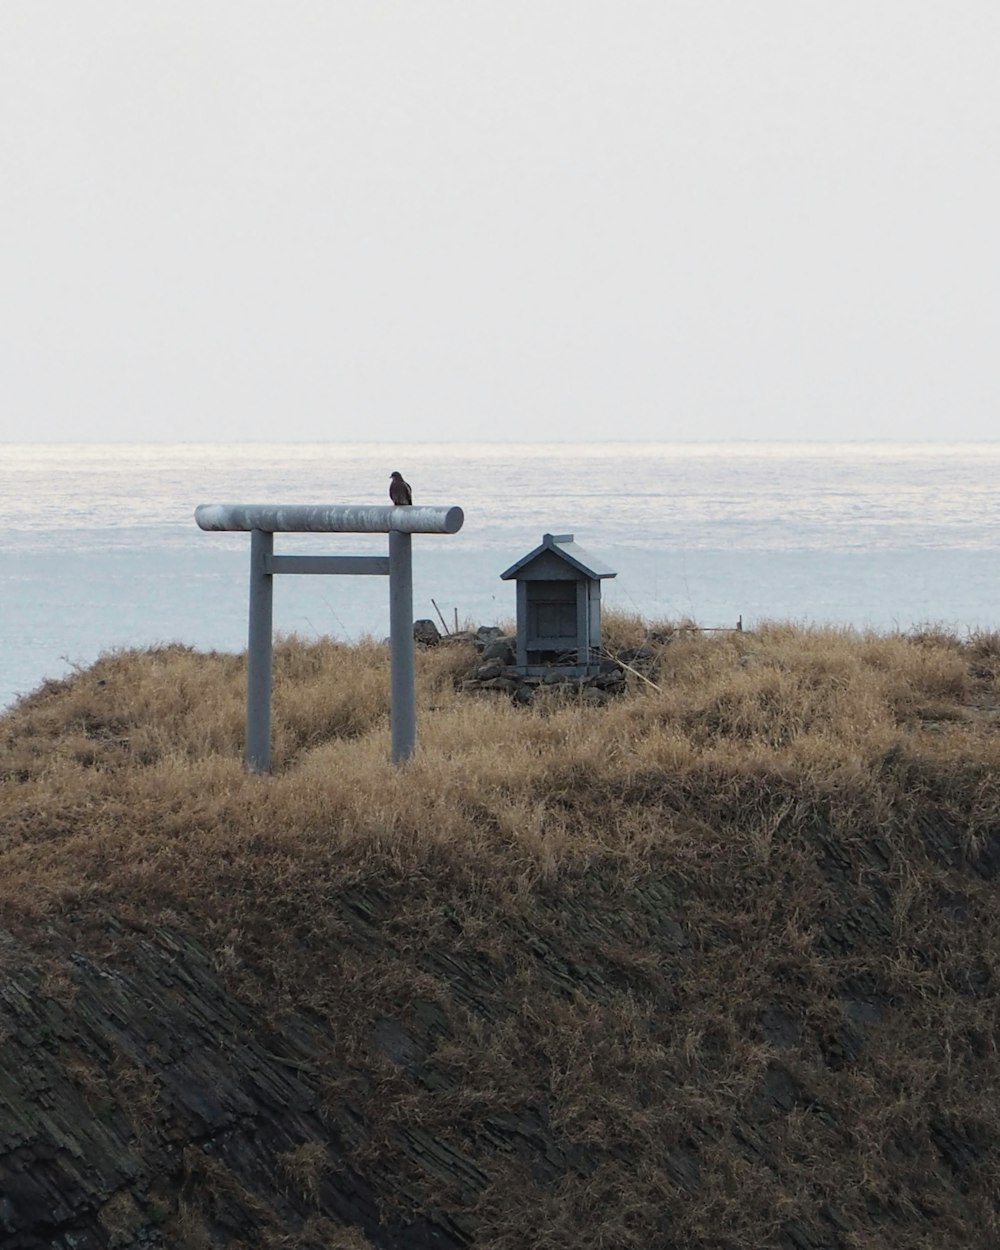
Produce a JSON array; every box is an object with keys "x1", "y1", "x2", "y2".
[{"x1": 195, "y1": 503, "x2": 464, "y2": 771}]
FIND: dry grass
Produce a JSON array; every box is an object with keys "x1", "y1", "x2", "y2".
[
  {"x1": 4, "y1": 615, "x2": 1000, "y2": 1247},
  {"x1": 21, "y1": 622, "x2": 980, "y2": 899}
]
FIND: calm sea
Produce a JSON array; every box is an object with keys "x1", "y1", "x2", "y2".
[{"x1": 2, "y1": 441, "x2": 998, "y2": 709}]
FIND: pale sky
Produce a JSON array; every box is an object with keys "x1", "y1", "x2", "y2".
[{"x1": 1, "y1": 2, "x2": 997, "y2": 443}]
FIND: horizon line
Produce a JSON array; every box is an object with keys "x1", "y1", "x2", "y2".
[{"x1": 4, "y1": 437, "x2": 1000, "y2": 448}]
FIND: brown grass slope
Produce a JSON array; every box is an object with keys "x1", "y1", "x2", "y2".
[{"x1": 2, "y1": 618, "x2": 1000, "y2": 1249}]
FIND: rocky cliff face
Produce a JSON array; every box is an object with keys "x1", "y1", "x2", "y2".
[{"x1": 2, "y1": 796, "x2": 999, "y2": 1250}]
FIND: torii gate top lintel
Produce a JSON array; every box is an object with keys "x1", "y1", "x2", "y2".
[{"x1": 195, "y1": 503, "x2": 463, "y2": 535}]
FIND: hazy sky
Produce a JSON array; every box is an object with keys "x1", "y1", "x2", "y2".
[{"x1": 2, "y1": 2, "x2": 997, "y2": 443}]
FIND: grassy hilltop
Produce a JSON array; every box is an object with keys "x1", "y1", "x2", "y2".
[{"x1": 2, "y1": 618, "x2": 1000, "y2": 1249}]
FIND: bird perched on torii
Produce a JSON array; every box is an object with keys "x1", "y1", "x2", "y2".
[{"x1": 389, "y1": 471, "x2": 413, "y2": 506}]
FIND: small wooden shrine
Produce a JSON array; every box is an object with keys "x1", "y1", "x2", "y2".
[{"x1": 500, "y1": 533, "x2": 617, "y2": 675}]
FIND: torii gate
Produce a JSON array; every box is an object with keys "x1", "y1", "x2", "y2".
[{"x1": 195, "y1": 503, "x2": 464, "y2": 771}]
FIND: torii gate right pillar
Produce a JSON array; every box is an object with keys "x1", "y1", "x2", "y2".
[{"x1": 388, "y1": 530, "x2": 415, "y2": 763}]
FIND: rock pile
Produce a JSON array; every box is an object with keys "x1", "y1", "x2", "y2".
[{"x1": 412, "y1": 620, "x2": 648, "y2": 705}]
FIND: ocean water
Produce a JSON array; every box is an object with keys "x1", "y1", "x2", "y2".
[{"x1": 2, "y1": 441, "x2": 999, "y2": 709}]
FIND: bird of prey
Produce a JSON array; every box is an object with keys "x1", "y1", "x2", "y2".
[{"x1": 389, "y1": 471, "x2": 413, "y2": 505}]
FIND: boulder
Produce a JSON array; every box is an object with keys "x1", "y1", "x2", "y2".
[{"x1": 475, "y1": 626, "x2": 504, "y2": 648}]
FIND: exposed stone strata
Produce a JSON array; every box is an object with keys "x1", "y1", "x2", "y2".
[{"x1": 1, "y1": 826, "x2": 998, "y2": 1249}]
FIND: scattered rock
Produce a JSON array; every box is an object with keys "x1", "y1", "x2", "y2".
[
  {"x1": 930, "y1": 1114, "x2": 989, "y2": 1179},
  {"x1": 618, "y1": 646, "x2": 656, "y2": 668},
  {"x1": 750, "y1": 1062, "x2": 801, "y2": 1123},
  {"x1": 946, "y1": 957, "x2": 991, "y2": 997},
  {"x1": 762, "y1": 1063, "x2": 800, "y2": 1114},
  {"x1": 480, "y1": 636, "x2": 516, "y2": 664},
  {"x1": 823, "y1": 998, "x2": 884, "y2": 1070},
  {"x1": 413, "y1": 619, "x2": 442, "y2": 647},
  {"x1": 937, "y1": 891, "x2": 972, "y2": 924},
  {"x1": 591, "y1": 668, "x2": 625, "y2": 692},
  {"x1": 478, "y1": 677, "x2": 518, "y2": 693},
  {"x1": 441, "y1": 630, "x2": 477, "y2": 648},
  {"x1": 760, "y1": 1005, "x2": 803, "y2": 1051}
]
